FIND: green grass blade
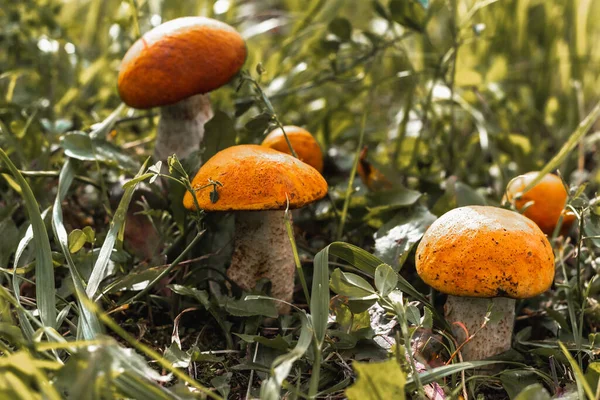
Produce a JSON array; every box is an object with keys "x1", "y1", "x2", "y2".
[
  {"x1": 51, "y1": 159, "x2": 103, "y2": 340},
  {"x1": 93, "y1": 300, "x2": 223, "y2": 400},
  {"x1": 113, "y1": 372, "x2": 179, "y2": 400},
  {"x1": 337, "y1": 104, "x2": 368, "y2": 240},
  {"x1": 0, "y1": 148, "x2": 56, "y2": 328},
  {"x1": 311, "y1": 244, "x2": 332, "y2": 347},
  {"x1": 558, "y1": 341, "x2": 595, "y2": 399},
  {"x1": 284, "y1": 209, "x2": 311, "y2": 303},
  {"x1": 260, "y1": 312, "x2": 313, "y2": 400},
  {"x1": 11, "y1": 208, "x2": 49, "y2": 340},
  {"x1": 521, "y1": 100, "x2": 600, "y2": 193},
  {"x1": 86, "y1": 158, "x2": 150, "y2": 299},
  {"x1": 405, "y1": 361, "x2": 508, "y2": 390}
]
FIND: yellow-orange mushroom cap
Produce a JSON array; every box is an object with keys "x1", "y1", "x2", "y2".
[
  {"x1": 504, "y1": 172, "x2": 575, "y2": 235},
  {"x1": 183, "y1": 145, "x2": 328, "y2": 211},
  {"x1": 261, "y1": 126, "x2": 324, "y2": 173},
  {"x1": 416, "y1": 206, "x2": 554, "y2": 299},
  {"x1": 118, "y1": 17, "x2": 247, "y2": 109}
]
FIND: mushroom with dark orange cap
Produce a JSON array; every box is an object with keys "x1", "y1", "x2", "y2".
[
  {"x1": 118, "y1": 17, "x2": 247, "y2": 162},
  {"x1": 504, "y1": 172, "x2": 575, "y2": 235},
  {"x1": 261, "y1": 126, "x2": 324, "y2": 173},
  {"x1": 183, "y1": 145, "x2": 328, "y2": 313},
  {"x1": 415, "y1": 206, "x2": 554, "y2": 360}
]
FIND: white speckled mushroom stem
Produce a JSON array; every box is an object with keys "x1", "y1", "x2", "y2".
[
  {"x1": 444, "y1": 296, "x2": 515, "y2": 361},
  {"x1": 154, "y1": 93, "x2": 213, "y2": 163},
  {"x1": 227, "y1": 210, "x2": 295, "y2": 314}
]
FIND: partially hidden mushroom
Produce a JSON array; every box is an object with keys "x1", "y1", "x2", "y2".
[
  {"x1": 504, "y1": 171, "x2": 575, "y2": 235},
  {"x1": 183, "y1": 145, "x2": 328, "y2": 313},
  {"x1": 356, "y1": 146, "x2": 393, "y2": 191},
  {"x1": 415, "y1": 205, "x2": 554, "y2": 361},
  {"x1": 261, "y1": 126, "x2": 324, "y2": 173},
  {"x1": 118, "y1": 16, "x2": 247, "y2": 162}
]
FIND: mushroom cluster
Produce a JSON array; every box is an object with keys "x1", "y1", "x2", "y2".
[
  {"x1": 416, "y1": 205, "x2": 555, "y2": 360},
  {"x1": 118, "y1": 17, "x2": 247, "y2": 162},
  {"x1": 183, "y1": 145, "x2": 328, "y2": 314}
]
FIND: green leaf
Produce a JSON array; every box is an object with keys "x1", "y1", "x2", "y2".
[
  {"x1": 169, "y1": 284, "x2": 211, "y2": 307},
  {"x1": 374, "y1": 205, "x2": 436, "y2": 270},
  {"x1": 211, "y1": 373, "x2": 231, "y2": 399},
  {"x1": 224, "y1": 296, "x2": 278, "y2": 318},
  {"x1": 374, "y1": 264, "x2": 397, "y2": 296},
  {"x1": 455, "y1": 182, "x2": 487, "y2": 206},
  {"x1": 164, "y1": 342, "x2": 191, "y2": 368},
  {"x1": 88, "y1": 103, "x2": 126, "y2": 139},
  {"x1": 12, "y1": 208, "x2": 51, "y2": 339},
  {"x1": 86, "y1": 159, "x2": 150, "y2": 299},
  {"x1": 406, "y1": 361, "x2": 506, "y2": 390},
  {"x1": 122, "y1": 173, "x2": 154, "y2": 189},
  {"x1": 245, "y1": 112, "x2": 272, "y2": 133},
  {"x1": 61, "y1": 131, "x2": 95, "y2": 161},
  {"x1": 51, "y1": 160, "x2": 102, "y2": 340},
  {"x1": 585, "y1": 362, "x2": 600, "y2": 394},
  {"x1": 234, "y1": 334, "x2": 290, "y2": 351},
  {"x1": 0, "y1": 148, "x2": 56, "y2": 329},
  {"x1": 405, "y1": 304, "x2": 421, "y2": 326},
  {"x1": 365, "y1": 187, "x2": 422, "y2": 217},
  {"x1": 328, "y1": 18, "x2": 352, "y2": 41},
  {"x1": 82, "y1": 226, "x2": 95, "y2": 243},
  {"x1": 61, "y1": 129, "x2": 138, "y2": 170},
  {"x1": 104, "y1": 268, "x2": 163, "y2": 293},
  {"x1": 235, "y1": 100, "x2": 254, "y2": 117},
  {"x1": 260, "y1": 312, "x2": 313, "y2": 400},
  {"x1": 68, "y1": 229, "x2": 87, "y2": 253},
  {"x1": 0, "y1": 217, "x2": 19, "y2": 267},
  {"x1": 389, "y1": 0, "x2": 426, "y2": 32},
  {"x1": 316, "y1": 242, "x2": 432, "y2": 310},
  {"x1": 421, "y1": 307, "x2": 433, "y2": 329},
  {"x1": 514, "y1": 384, "x2": 552, "y2": 400},
  {"x1": 501, "y1": 370, "x2": 550, "y2": 399},
  {"x1": 372, "y1": 0, "x2": 390, "y2": 19},
  {"x1": 345, "y1": 359, "x2": 406, "y2": 400},
  {"x1": 558, "y1": 341, "x2": 595, "y2": 400},
  {"x1": 311, "y1": 242, "x2": 333, "y2": 349},
  {"x1": 330, "y1": 268, "x2": 376, "y2": 299},
  {"x1": 92, "y1": 139, "x2": 139, "y2": 170}
]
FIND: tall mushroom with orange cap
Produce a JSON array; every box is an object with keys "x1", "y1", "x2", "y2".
[
  {"x1": 416, "y1": 206, "x2": 554, "y2": 360},
  {"x1": 504, "y1": 172, "x2": 575, "y2": 235},
  {"x1": 261, "y1": 126, "x2": 324, "y2": 173},
  {"x1": 118, "y1": 17, "x2": 247, "y2": 162},
  {"x1": 183, "y1": 145, "x2": 328, "y2": 313}
]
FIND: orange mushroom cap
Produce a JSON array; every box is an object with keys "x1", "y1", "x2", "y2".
[
  {"x1": 261, "y1": 126, "x2": 324, "y2": 173},
  {"x1": 415, "y1": 206, "x2": 554, "y2": 299},
  {"x1": 183, "y1": 145, "x2": 328, "y2": 211},
  {"x1": 118, "y1": 17, "x2": 247, "y2": 109},
  {"x1": 504, "y1": 172, "x2": 575, "y2": 235}
]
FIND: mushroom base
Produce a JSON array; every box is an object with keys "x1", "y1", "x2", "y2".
[
  {"x1": 444, "y1": 295, "x2": 515, "y2": 361},
  {"x1": 154, "y1": 93, "x2": 213, "y2": 162},
  {"x1": 228, "y1": 210, "x2": 295, "y2": 314}
]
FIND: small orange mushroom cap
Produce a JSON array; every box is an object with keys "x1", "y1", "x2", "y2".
[
  {"x1": 118, "y1": 17, "x2": 247, "y2": 109},
  {"x1": 261, "y1": 126, "x2": 324, "y2": 173},
  {"x1": 183, "y1": 145, "x2": 328, "y2": 211},
  {"x1": 416, "y1": 206, "x2": 554, "y2": 299},
  {"x1": 504, "y1": 172, "x2": 575, "y2": 235}
]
